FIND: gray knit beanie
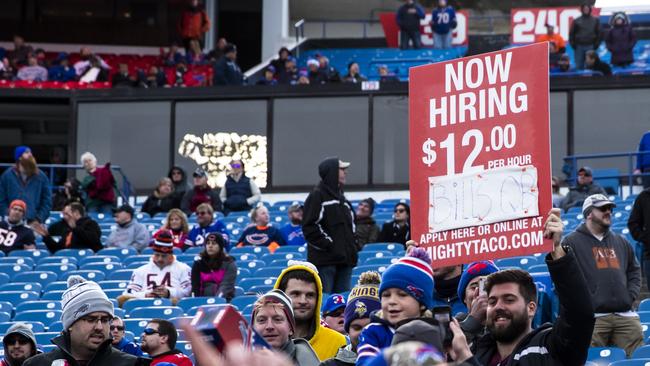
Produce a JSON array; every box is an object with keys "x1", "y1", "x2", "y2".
[{"x1": 61, "y1": 275, "x2": 114, "y2": 330}]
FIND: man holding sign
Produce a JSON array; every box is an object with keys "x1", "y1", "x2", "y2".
[{"x1": 409, "y1": 42, "x2": 553, "y2": 267}]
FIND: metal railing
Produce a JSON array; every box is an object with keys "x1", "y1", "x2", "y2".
[
  {"x1": 0, "y1": 163, "x2": 133, "y2": 203},
  {"x1": 563, "y1": 151, "x2": 650, "y2": 196}
]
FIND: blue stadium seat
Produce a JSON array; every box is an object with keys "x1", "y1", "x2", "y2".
[
  {"x1": 177, "y1": 341, "x2": 193, "y2": 356},
  {"x1": 79, "y1": 262, "x2": 123, "y2": 274},
  {"x1": 0, "y1": 321, "x2": 44, "y2": 333},
  {"x1": 123, "y1": 298, "x2": 173, "y2": 313},
  {"x1": 169, "y1": 316, "x2": 194, "y2": 328},
  {"x1": 642, "y1": 323, "x2": 650, "y2": 344},
  {"x1": 40, "y1": 291, "x2": 65, "y2": 300},
  {"x1": 123, "y1": 255, "x2": 152, "y2": 266},
  {"x1": 125, "y1": 261, "x2": 148, "y2": 269},
  {"x1": 234, "y1": 286, "x2": 245, "y2": 297},
  {"x1": 231, "y1": 253, "x2": 258, "y2": 262},
  {"x1": 36, "y1": 256, "x2": 78, "y2": 266},
  {"x1": 97, "y1": 247, "x2": 138, "y2": 260},
  {"x1": 48, "y1": 321, "x2": 63, "y2": 332},
  {"x1": 186, "y1": 304, "x2": 229, "y2": 317},
  {"x1": 641, "y1": 299, "x2": 650, "y2": 313},
  {"x1": 79, "y1": 255, "x2": 121, "y2": 266},
  {"x1": 34, "y1": 332, "x2": 59, "y2": 345},
  {"x1": 43, "y1": 281, "x2": 69, "y2": 292},
  {"x1": 0, "y1": 273, "x2": 9, "y2": 285},
  {"x1": 248, "y1": 285, "x2": 273, "y2": 294},
  {"x1": 0, "y1": 263, "x2": 32, "y2": 279},
  {"x1": 0, "y1": 290, "x2": 40, "y2": 306},
  {"x1": 104, "y1": 289, "x2": 125, "y2": 299},
  {"x1": 273, "y1": 245, "x2": 307, "y2": 255},
  {"x1": 128, "y1": 306, "x2": 184, "y2": 319},
  {"x1": 176, "y1": 254, "x2": 200, "y2": 265},
  {"x1": 54, "y1": 248, "x2": 95, "y2": 260},
  {"x1": 632, "y1": 345, "x2": 650, "y2": 359},
  {"x1": 98, "y1": 280, "x2": 130, "y2": 290},
  {"x1": 269, "y1": 259, "x2": 295, "y2": 267},
  {"x1": 253, "y1": 267, "x2": 285, "y2": 278},
  {"x1": 0, "y1": 256, "x2": 35, "y2": 267},
  {"x1": 358, "y1": 250, "x2": 394, "y2": 262},
  {"x1": 236, "y1": 268, "x2": 251, "y2": 278},
  {"x1": 141, "y1": 247, "x2": 182, "y2": 255},
  {"x1": 527, "y1": 264, "x2": 549, "y2": 273},
  {"x1": 0, "y1": 312, "x2": 10, "y2": 322},
  {"x1": 364, "y1": 257, "x2": 399, "y2": 266},
  {"x1": 495, "y1": 256, "x2": 539, "y2": 270},
  {"x1": 230, "y1": 295, "x2": 258, "y2": 310},
  {"x1": 352, "y1": 264, "x2": 389, "y2": 277},
  {"x1": 261, "y1": 252, "x2": 305, "y2": 263},
  {"x1": 63, "y1": 270, "x2": 106, "y2": 282},
  {"x1": 229, "y1": 247, "x2": 270, "y2": 256},
  {"x1": 177, "y1": 297, "x2": 226, "y2": 313},
  {"x1": 8, "y1": 249, "x2": 49, "y2": 259},
  {"x1": 108, "y1": 269, "x2": 134, "y2": 281},
  {"x1": 35, "y1": 264, "x2": 77, "y2": 279},
  {"x1": 587, "y1": 347, "x2": 626, "y2": 365},
  {"x1": 184, "y1": 246, "x2": 204, "y2": 255},
  {"x1": 123, "y1": 318, "x2": 150, "y2": 335},
  {"x1": 640, "y1": 312, "x2": 650, "y2": 323},
  {"x1": 0, "y1": 282, "x2": 43, "y2": 293},
  {"x1": 242, "y1": 260, "x2": 267, "y2": 271},
  {"x1": 0, "y1": 301, "x2": 13, "y2": 315},
  {"x1": 14, "y1": 310, "x2": 62, "y2": 326},
  {"x1": 16, "y1": 300, "x2": 62, "y2": 313},
  {"x1": 609, "y1": 360, "x2": 650, "y2": 366},
  {"x1": 361, "y1": 243, "x2": 405, "y2": 254}
]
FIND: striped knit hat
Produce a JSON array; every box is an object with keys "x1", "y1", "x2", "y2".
[
  {"x1": 252, "y1": 289, "x2": 296, "y2": 333},
  {"x1": 379, "y1": 248, "x2": 434, "y2": 309},
  {"x1": 151, "y1": 230, "x2": 174, "y2": 254}
]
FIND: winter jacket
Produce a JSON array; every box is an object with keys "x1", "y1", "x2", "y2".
[
  {"x1": 142, "y1": 192, "x2": 178, "y2": 217},
  {"x1": 22, "y1": 333, "x2": 148, "y2": 366},
  {"x1": 636, "y1": 131, "x2": 650, "y2": 171},
  {"x1": 113, "y1": 338, "x2": 144, "y2": 357},
  {"x1": 587, "y1": 58, "x2": 612, "y2": 76},
  {"x1": 220, "y1": 174, "x2": 261, "y2": 213},
  {"x1": 0, "y1": 220, "x2": 36, "y2": 254},
  {"x1": 319, "y1": 345, "x2": 356, "y2": 366},
  {"x1": 179, "y1": 7, "x2": 210, "y2": 39},
  {"x1": 214, "y1": 57, "x2": 243, "y2": 86},
  {"x1": 562, "y1": 223, "x2": 641, "y2": 312},
  {"x1": 43, "y1": 216, "x2": 102, "y2": 253},
  {"x1": 559, "y1": 182, "x2": 606, "y2": 212},
  {"x1": 471, "y1": 250, "x2": 595, "y2": 366},
  {"x1": 150, "y1": 349, "x2": 192, "y2": 366},
  {"x1": 191, "y1": 256, "x2": 237, "y2": 300},
  {"x1": 303, "y1": 158, "x2": 359, "y2": 267},
  {"x1": 378, "y1": 221, "x2": 410, "y2": 245},
  {"x1": 280, "y1": 223, "x2": 306, "y2": 246},
  {"x1": 82, "y1": 164, "x2": 117, "y2": 209},
  {"x1": 237, "y1": 225, "x2": 286, "y2": 253},
  {"x1": 0, "y1": 167, "x2": 51, "y2": 223},
  {"x1": 167, "y1": 166, "x2": 190, "y2": 197},
  {"x1": 106, "y1": 218, "x2": 151, "y2": 252},
  {"x1": 431, "y1": 6, "x2": 457, "y2": 35},
  {"x1": 569, "y1": 14, "x2": 600, "y2": 48},
  {"x1": 180, "y1": 185, "x2": 222, "y2": 214},
  {"x1": 356, "y1": 313, "x2": 394, "y2": 366},
  {"x1": 187, "y1": 221, "x2": 229, "y2": 249},
  {"x1": 274, "y1": 264, "x2": 347, "y2": 361},
  {"x1": 396, "y1": 2, "x2": 425, "y2": 32},
  {"x1": 354, "y1": 217, "x2": 380, "y2": 247},
  {"x1": 281, "y1": 338, "x2": 321, "y2": 366},
  {"x1": 606, "y1": 23, "x2": 636, "y2": 66},
  {"x1": 629, "y1": 188, "x2": 650, "y2": 259}
]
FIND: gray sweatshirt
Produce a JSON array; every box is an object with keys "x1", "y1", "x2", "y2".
[{"x1": 562, "y1": 223, "x2": 641, "y2": 313}]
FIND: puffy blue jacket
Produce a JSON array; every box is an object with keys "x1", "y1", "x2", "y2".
[
  {"x1": 431, "y1": 6, "x2": 457, "y2": 35},
  {"x1": 356, "y1": 313, "x2": 395, "y2": 366},
  {"x1": 0, "y1": 167, "x2": 51, "y2": 222}
]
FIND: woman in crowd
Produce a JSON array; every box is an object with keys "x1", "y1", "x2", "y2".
[
  {"x1": 342, "y1": 62, "x2": 367, "y2": 83},
  {"x1": 378, "y1": 202, "x2": 410, "y2": 245},
  {"x1": 191, "y1": 232, "x2": 237, "y2": 301},
  {"x1": 142, "y1": 177, "x2": 178, "y2": 217},
  {"x1": 80, "y1": 151, "x2": 117, "y2": 214},
  {"x1": 168, "y1": 166, "x2": 189, "y2": 197},
  {"x1": 219, "y1": 159, "x2": 261, "y2": 215},
  {"x1": 236, "y1": 205, "x2": 285, "y2": 253},
  {"x1": 153, "y1": 208, "x2": 190, "y2": 250}
]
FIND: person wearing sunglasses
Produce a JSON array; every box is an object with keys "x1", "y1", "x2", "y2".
[
  {"x1": 219, "y1": 159, "x2": 261, "y2": 215},
  {"x1": 378, "y1": 202, "x2": 411, "y2": 246},
  {"x1": 187, "y1": 202, "x2": 229, "y2": 249},
  {"x1": 140, "y1": 319, "x2": 192, "y2": 366},
  {"x1": 321, "y1": 294, "x2": 347, "y2": 335},
  {"x1": 110, "y1": 317, "x2": 143, "y2": 357},
  {"x1": 1, "y1": 322, "x2": 38, "y2": 366},
  {"x1": 24, "y1": 276, "x2": 147, "y2": 366},
  {"x1": 167, "y1": 166, "x2": 189, "y2": 197}
]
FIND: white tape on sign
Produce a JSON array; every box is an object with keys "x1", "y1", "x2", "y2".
[{"x1": 428, "y1": 165, "x2": 539, "y2": 233}]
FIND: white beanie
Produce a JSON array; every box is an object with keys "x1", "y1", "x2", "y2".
[{"x1": 61, "y1": 275, "x2": 114, "y2": 330}]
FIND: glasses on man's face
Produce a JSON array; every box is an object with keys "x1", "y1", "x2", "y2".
[
  {"x1": 325, "y1": 309, "x2": 345, "y2": 318},
  {"x1": 595, "y1": 206, "x2": 613, "y2": 213},
  {"x1": 395, "y1": 208, "x2": 406, "y2": 213},
  {"x1": 5, "y1": 337, "x2": 29, "y2": 345},
  {"x1": 81, "y1": 315, "x2": 112, "y2": 325},
  {"x1": 110, "y1": 325, "x2": 125, "y2": 331},
  {"x1": 143, "y1": 328, "x2": 160, "y2": 335}
]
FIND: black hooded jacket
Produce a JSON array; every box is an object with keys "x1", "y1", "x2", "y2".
[{"x1": 303, "y1": 157, "x2": 358, "y2": 266}]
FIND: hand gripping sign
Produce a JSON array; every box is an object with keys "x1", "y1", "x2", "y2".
[{"x1": 409, "y1": 43, "x2": 552, "y2": 267}]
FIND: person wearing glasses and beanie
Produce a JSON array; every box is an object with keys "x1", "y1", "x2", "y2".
[
  {"x1": 23, "y1": 276, "x2": 147, "y2": 366},
  {"x1": 140, "y1": 319, "x2": 192, "y2": 366},
  {"x1": 378, "y1": 203, "x2": 410, "y2": 245},
  {"x1": 219, "y1": 159, "x2": 261, "y2": 215},
  {"x1": 2, "y1": 322, "x2": 39, "y2": 366}
]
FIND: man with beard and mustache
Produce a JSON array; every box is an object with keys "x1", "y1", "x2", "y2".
[
  {"x1": 431, "y1": 265, "x2": 465, "y2": 316},
  {"x1": 0, "y1": 146, "x2": 51, "y2": 224},
  {"x1": 471, "y1": 208, "x2": 595, "y2": 365},
  {"x1": 23, "y1": 276, "x2": 147, "y2": 366},
  {"x1": 0, "y1": 199, "x2": 36, "y2": 254},
  {"x1": 140, "y1": 319, "x2": 192, "y2": 366},
  {"x1": 1, "y1": 323, "x2": 39, "y2": 366},
  {"x1": 562, "y1": 194, "x2": 643, "y2": 357}
]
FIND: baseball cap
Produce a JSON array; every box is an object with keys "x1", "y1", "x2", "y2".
[
  {"x1": 582, "y1": 194, "x2": 616, "y2": 215},
  {"x1": 321, "y1": 294, "x2": 346, "y2": 316},
  {"x1": 193, "y1": 168, "x2": 207, "y2": 178},
  {"x1": 578, "y1": 166, "x2": 593, "y2": 176},
  {"x1": 339, "y1": 160, "x2": 350, "y2": 169},
  {"x1": 288, "y1": 203, "x2": 303, "y2": 213},
  {"x1": 112, "y1": 204, "x2": 134, "y2": 216}
]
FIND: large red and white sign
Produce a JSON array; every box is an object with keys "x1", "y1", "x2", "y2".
[
  {"x1": 408, "y1": 43, "x2": 552, "y2": 267},
  {"x1": 379, "y1": 10, "x2": 468, "y2": 48},
  {"x1": 511, "y1": 7, "x2": 600, "y2": 43}
]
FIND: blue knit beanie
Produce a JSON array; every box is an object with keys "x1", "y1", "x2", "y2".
[
  {"x1": 457, "y1": 260, "x2": 500, "y2": 304},
  {"x1": 344, "y1": 271, "x2": 381, "y2": 333},
  {"x1": 379, "y1": 248, "x2": 434, "y2": 309},
  {"x1": 14, "y1": 146, "x2": 30, "y2": 161}
]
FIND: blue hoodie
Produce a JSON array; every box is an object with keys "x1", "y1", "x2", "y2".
[{"x1": 0, "y1": 167, "x2": 51, "y2": 222}]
